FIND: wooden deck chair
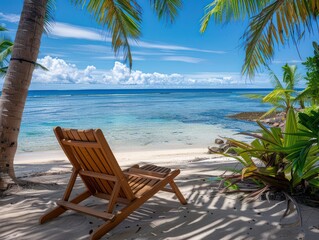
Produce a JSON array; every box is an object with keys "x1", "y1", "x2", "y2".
[{"x1": 39, "y1": 127, "x2": 187, "y2": 240}]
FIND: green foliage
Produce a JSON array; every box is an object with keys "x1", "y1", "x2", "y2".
[
  {"x1": 70, "y1": 0, "x2": 182, "y2": 68},
  {"x1": 0, "y1": 26, "x2": 48, "y2": 76},
  {"x1": 200, "y1": 0, "x2": 319, "y2": 78},
  {"x1": 0, "y1": 27, "x2": 13, "y2": 76},
  {"x1": 223, "y1": 108, "x2": 319, "y2": 222},
  {"x1": 245, "y1": 64, "x2": 303, "y2": 119},
  {"x1": 300, "y1": 41, "x2": 319, "y2": 105}
]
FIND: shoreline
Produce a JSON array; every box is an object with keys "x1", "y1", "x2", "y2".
[{"x1": 14, "y1": 147, "x2": 213, "y2": 178}]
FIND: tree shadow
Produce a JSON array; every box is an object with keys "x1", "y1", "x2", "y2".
[{"x1": 1, "y1": 159, "x2": 319, "y2": 240}]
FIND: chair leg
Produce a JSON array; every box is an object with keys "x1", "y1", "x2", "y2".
[
  {"x1": 39, "y1": 190, "x2": 91, "y2": 224},
  {"x1": 169, "y1": 181, "x2": 187, "y2": 205},
  {"x1": 91, "y1": 171, "x2": 183, "y2": 239}
]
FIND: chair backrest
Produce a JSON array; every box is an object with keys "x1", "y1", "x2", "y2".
[{"x1": 54, "y1": 126, "x2": 134, "y2": 200}]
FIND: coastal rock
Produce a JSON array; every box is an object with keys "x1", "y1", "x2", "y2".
[
  {"x1": 214, "y1": 138, "x2": 224, "y2": 144},
  {"x1": 208, "y1": 146, "x2": 220, "y2": 154},
  {"x1": 219, "y1": 144, "x2": 229, "y2": 152},
  {"x1": 273, "y1": 122, "x2": 280, "y2": 127},
  {"x1": 229, "y1": 111, "x2": 288, "y2": 131}
]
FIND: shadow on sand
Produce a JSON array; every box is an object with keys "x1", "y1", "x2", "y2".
[{"x1": 1, "y1": 159, "x2": 318, "y2": 240}]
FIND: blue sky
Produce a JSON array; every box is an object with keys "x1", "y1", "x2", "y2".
[{"x1": 1, "y1": 1, "x2": 318, "y2": 89}]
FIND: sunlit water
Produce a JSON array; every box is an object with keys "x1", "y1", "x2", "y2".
[{"x1": 19, "y1": 89, "x2": 271, "y2": 152}]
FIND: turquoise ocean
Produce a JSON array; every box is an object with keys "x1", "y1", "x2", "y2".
[{"x1": 19, "y1": 89, "x2": 271, "y2": 153}]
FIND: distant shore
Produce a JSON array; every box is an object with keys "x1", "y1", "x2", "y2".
[
  {"x1": 228, "y1": 111, "x2": 286, "y2": 129},
  {"x1": 228, "y1": 111, "x2": 277, "y2": 121}
]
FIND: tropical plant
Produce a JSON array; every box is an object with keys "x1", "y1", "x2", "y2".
[
  {"x1": 298, "y1": 41, "x2": 319, "y2": 105},
  {"x1": 0, "y1": 0, "x2": 182, "y2": 190},
  {"x1": 0, "y1": 25, "x2": 47, "y2": 77},
  {"x1": 221, "y1": 108, "x2": 319, "y2": 224},
  {"x1": 0, "y1": 26, "x2": 13, "y2": 76},
  {"x1": 246, "y1": 63, "x2": 303, "y2": 119},
  {"x1": 200, "y1": 1, "x2": 319, "y2": 77}
]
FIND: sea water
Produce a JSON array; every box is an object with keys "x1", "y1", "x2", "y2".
[{"x1": 19, "y1": 89, "x2": 271, "y2": 153}]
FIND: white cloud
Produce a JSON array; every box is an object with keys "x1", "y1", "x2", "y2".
[
  {"x1": 33, "y1": 56, "x2": 261, "y2": 87},
  {"x1": 134, "y1": 40, "x2": 226, "y2": 54},
  {"x1": 0, "y1": 12, "x2": 20, "y2": 23},
  {"x1": 33, "y1": 56, "x2": 98, "y2": 84},
  {"x1": 162, "y1": 56, "x2": 204, "y2": 63},
  {"x1": 49, "y1": 22, "x2": 225, "y2": 54},
  {"x1": 49, "y1": 22, "x2": 109, "y2": 41}
]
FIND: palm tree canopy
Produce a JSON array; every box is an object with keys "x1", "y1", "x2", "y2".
[
  {"x1": 200, "y1": 0, "x2": 319, "y2": 78},
  {"x1": 70, "y1": 0, "x2": 182, "y2": 68}
]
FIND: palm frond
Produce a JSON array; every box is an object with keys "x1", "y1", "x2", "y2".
[
  {"x1": 71, "y1": 0, "x2": 142, "y2": 68},
  {"x1": 0, "y1": 66, "x2": 7, "y2": 77},
  {"x1": 35, "y1": 62, "x2": 49, "y2": 71},
  {"x1": 44, "y1": 0, "x2": 56, "y2": 33},
  {"x1": 150, "y1": 0, "x2": 182, "y2": 23},
  {"x1": 267, "y1": 66, "x2": 283, "y2": 89},
  {"x1": 242, "y1": 1, "x2": 285, "y2": 77},
  {"x1": 200, "y1": 0, "x2": 271, "y2": 32},
  {"x1": 242, "y1": 0, "x2": 318, "y2": 77},
  {"x1": 0, "y1": 40, "x2": 13, "y2": 63},
  {"x1": 243, "y1": 93, "x2": 264, "y2": 99},
  {"x1": 0, "y1": 26, "x2": 8, "y2": 32}
]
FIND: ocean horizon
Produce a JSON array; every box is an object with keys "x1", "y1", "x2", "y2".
[{"x1": 18, "y1": 88, "x2": 272, "y2": 153}]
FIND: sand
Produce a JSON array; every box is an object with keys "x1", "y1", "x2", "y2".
[{"x1": 1, "y1": 148, "x2": 319, "y2": 240}]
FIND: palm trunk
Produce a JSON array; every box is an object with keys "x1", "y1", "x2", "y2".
[{"x1": 0, "y1": 0, "x2": 47, "y2": 190}]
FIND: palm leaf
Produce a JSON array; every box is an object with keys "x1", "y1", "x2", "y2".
[
  {"x1": 44, "y1": 0, "x2": 56, "y2": 33},
  {"x1": 200, "y1": 0, "x2": 270, "y2": 32},
  {"x1": 283, "y1": 108, "x2": 298, "y2": 147},
  {"x1": 242, "y1": 1, "x2": 317, "y2": 77},
  {"x1": 71, "y1": 0, "x2": 142, "y2": 68},
  {"x1": 0, "y1": 40, "x2": 13, "y2": 63},
  {"x1": 0, "y1": 26, "x2": 7, "y2": 32},
  {"x1": 150, "y1": 0, "x2": 182, "y2": 23}
]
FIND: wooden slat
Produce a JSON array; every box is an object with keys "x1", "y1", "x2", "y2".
[
  {"x1": 61, "y1": 139, "x2": 100, "y2": 148},
  {"x1": 79, "y1": 130, "x2": 114, "y2": 195},
  {"x1": 57, "y1": 200, "x2": 114, "y2": 220},
  {"x1": 73, "y1": 130, "x2": 112, "y2": 194},
  {"x1": 94, "y1": 129, "x2": 134, "y2": 200},
  {"x1": 79, "y1": 170, "x2": 118, "y2": 182},
  {"x1": 90, "y1": 170, "x2": 182, "y2": 239},
  {"x1": 124, "y1": 172, "x2": 165, "y2": 181},
  {"x1": 67, "y1": 130, "x2": 104, "y2": 193},
  {"x1": 127, "y1": 167, "x2": 167, "y2": 178},
  {"x1": 130, "y1": 165, "x2": 171, "y2": 196},
  {"x1": 169, "y1": 179, "x2": 187, "y2": 204}
]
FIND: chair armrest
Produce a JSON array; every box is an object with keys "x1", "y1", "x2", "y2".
[{"x1": 123, "y1": 164, "x2": 139, "y2": 172}]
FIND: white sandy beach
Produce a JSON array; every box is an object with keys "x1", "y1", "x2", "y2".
[{"x1": 1, "y1": 148, "x2": 319, "y2": 240}]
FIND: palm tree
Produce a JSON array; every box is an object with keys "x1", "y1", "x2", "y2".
[
  {"x1": 262, "y1": 64, "x2": 302, "y2": 117},
  {"x1": 0, "y1": 0, "x2": 182, "y2": 190},
  {"x1": 200, "y1": 1, "x2": 319, "y2": 78},
  {"x1": 246, "y1": 64, "x2": 302, "y2": 119}
]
